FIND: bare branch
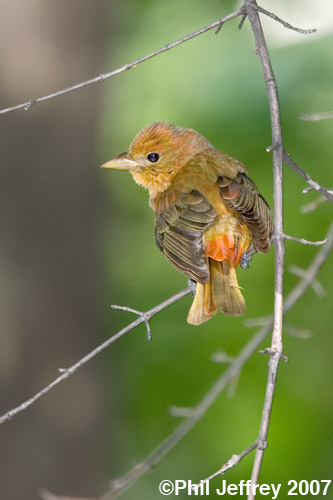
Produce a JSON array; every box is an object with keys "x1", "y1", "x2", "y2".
[
  {"x1": 0, "y1": 287, "x2": 191, "y2": 425},
  {"x1": 284, "y1": 223, "x2": 333, "y2": 311},
  {"x1": 301, "y1": 194, "x2": 328, "y2": 213},
  {"x1": 284, "y1": 322, "x2": 312, "y2": 339},
  {"x1": 289, "y1": 265, "x2": 327, "y2": 299},
  {"x1": 244, "y1": 0, "x2": 285, "y2": 493},
  {"x1": 202, "y1": 441, "x2": 258, "y2": 483},
  {"x1": 299, "y1": 111, "x2": 333, "y2": 121},
  {"x1": 111, "y1": 304, "x2": 153, "y2": 341},
  {"x1": 39, "y1": 490, "x2": 91, "y2": 500},
  {"x1": 283, "y1": 234, "x2": 328, "y2": 246},
  {"x1": 245, "y1": 316, "x2": 273, "y2": 327},
  {"x1": 0, "y1": 9, "x2": 244, "y2": 116},
  {"x1": 254, "y1": 4, "x2": 316, "y2": 34},
  {"x1": 282, "y1": 151, "x2": 333, "y2": 203}
]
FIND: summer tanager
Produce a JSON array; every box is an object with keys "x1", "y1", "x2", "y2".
[{"x1": 102, "y1": 121, "x2": 273, "y2": 325}]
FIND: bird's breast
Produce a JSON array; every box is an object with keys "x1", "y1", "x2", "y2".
[{"x1": 131, "y1": 169, "x2": 174, "y2": 198}]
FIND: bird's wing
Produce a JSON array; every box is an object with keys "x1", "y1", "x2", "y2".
[
  {"x1": 155, "y1": 190, "x2": 217, "y2": 283},
  {"x1": 217, "y1": 173, "x2": 273, "y2": 253},
  {"x1": 182, "y1": 148, "x2": 272, "y2": 253}
]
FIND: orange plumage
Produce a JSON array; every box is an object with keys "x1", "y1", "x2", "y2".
[{"x1": 102, "y1": 122, "x2": 273, "y2": 325}]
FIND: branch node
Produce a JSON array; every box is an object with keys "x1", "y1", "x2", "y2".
[
  {"x1": 259, "y1": 348, "x2": 288, "y2": 362},
  {"x1": 258, "y1": 439, "x2": 268, "y2": 451},
  {"x1": 111, "y1": 304, "x2": 152, "y2": 340},
  {"x1": 200, "y1": 440, "x2": 258, "y2": 483},
  {"x1": 266, "y1": 142, "x2": 282, "y2": 153},
  {"x1": 24, "y1": 99, "x2": 36, "y2": 111}
]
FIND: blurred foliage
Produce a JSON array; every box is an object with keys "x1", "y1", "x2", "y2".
[{"x1": 98, "y1": 0, "x2": 333, "y2": 498}]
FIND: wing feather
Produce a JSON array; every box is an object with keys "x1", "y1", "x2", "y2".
[
  {"x1": 155, "y1": 191, "x2": 216, "y2": 283},
  {"x1": 218, "y1": 173, "x2": 273, "y2": 253}
]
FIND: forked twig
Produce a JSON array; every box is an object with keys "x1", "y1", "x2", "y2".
[
  {"x1": 282, "y1": 151, "x2": 333, "y2": 203},
  {"x1": 0, "y1": 287, "x2": 191, "y2": 425}
]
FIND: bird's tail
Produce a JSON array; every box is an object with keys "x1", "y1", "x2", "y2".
[{"x1": 187, "y1": 259, "x2": 245, "y2": 325}]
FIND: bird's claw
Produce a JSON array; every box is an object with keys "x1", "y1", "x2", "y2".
[
  {"x1": 188, "y1": 279, "x2": 197, "y2": 296},
  {"x1": 240, "y1": 248, "x2": 257, "y2": 270}
]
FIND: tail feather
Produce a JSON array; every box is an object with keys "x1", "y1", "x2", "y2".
[
  {"x1": 187, "y1": 283, "x2": 214, "y2": 325},
  {"x1": 210, "y1": 259, "x2": 245, "y2": 316},
  {"x1": 187, "y1": 259, "x2": 245, "y2": 325}
]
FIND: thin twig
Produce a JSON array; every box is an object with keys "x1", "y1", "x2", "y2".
[
  {"x1": 282, "y1": 151, "x2": 333, "y2": 203},
  {"x1": 299, "y1": 111, "x2": 333, "y2": 122},
  {"x1": 301, "y1": 194, "x2": 328, "y2": 213},
  {"x1": 244, "y1": 0, "x2": 285, "y2": 495},
  {"x1": 284, "y1": 223, "x2": 333, "y2": 311},
  {"x1": 284, "y1": 322, "x2": 312, "y2": 340},
  {"x1": 202, "y1": 441, "x2": 258, "y2": 482},
  {"x1": 0, "y1": 9, "x2": 244, "y2": 116},
  {"x1": 289, "y1": 265, "x2": 326, "y2": 298},
  {"x1": 111, "y1": 304, "x2": 153, "y2": 341},
  {"x1": 40, "y1": 491, "x2": 90, "y2": 500},
  {"x1": 245, "y1": 316, "x2": 273, "y2": 327},
  {"x1": 283, "y1": 234, "x2": 328, "y2": 246},
  {"x1": 0, "y1": 287, "x2": 191, "y2": 425},
  {"x1": 254, "y1": 4, "x2": 316, "y2": 34}
]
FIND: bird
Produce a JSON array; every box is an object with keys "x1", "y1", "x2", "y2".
[{"x1": 102, "y1": 121, "x2": 273, "y2": 325}]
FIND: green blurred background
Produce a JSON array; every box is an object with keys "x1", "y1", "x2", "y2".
[{"x1": 0, "y1": 0, "x2": 332, "y2": 499}]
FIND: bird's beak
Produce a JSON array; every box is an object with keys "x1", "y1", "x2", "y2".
[{"x1": 101, "y1": 152, "x2": 137, "y2": 171}]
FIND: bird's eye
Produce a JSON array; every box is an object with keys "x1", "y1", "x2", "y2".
[{"x1": 147, "y1": 152, "x2": 160, "y2": 163}]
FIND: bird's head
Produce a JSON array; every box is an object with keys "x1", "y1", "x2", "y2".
[{"x1": 101, "y1": 121, "x2": 212, "y2": 198}]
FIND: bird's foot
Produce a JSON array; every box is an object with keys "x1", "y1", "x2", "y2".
[
  {"x1": 240, "y1": 248, "x2": 257, "y2": 269},
  {"x1": 188, "y1": 279, "x2": 197, "y2": 296}
]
